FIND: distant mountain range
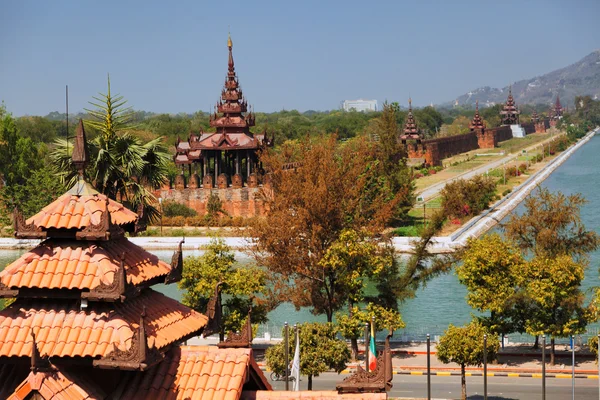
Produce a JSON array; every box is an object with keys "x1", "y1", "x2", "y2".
[{"x1": 442, "y1": 50, "x2": 600, "y2": 109}]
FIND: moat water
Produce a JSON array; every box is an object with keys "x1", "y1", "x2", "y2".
[{"x1": 1, "y1": 134, "x2": 599, "y2": 340}]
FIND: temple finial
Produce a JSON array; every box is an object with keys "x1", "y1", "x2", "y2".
[
  {"x1": 227, "y1": 31, "x2": 234, "y2": 72},
  {"x1": 408, "y1": 97, "x2": 412, "y2": 111},
  {"x1": 72, "y1": 119, "x2": 89, "y2": 177}
]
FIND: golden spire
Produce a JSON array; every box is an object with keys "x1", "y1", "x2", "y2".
[{"x1": 227, "y1": 31, "x2": 232, "y2": 49}]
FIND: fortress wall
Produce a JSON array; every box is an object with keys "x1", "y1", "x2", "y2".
[{"x1": 157, "y1": 187, "x2": 266, "y2": 217}]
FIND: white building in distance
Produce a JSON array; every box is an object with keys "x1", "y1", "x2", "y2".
[{"x1": 342, "y1": 99, "x2": 378, "y2": 112}]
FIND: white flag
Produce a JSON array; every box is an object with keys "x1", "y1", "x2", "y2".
[{"x1": 290, "y1": 329, "x2": 300, "y2": 391}]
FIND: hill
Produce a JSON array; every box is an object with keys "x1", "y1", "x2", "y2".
[{"x1": 443, "y1": 50, "x2": 600, "y2": 109}]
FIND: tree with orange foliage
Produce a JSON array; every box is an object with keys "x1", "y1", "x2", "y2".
[{"x1": 251, "y1": 133, "x2": 448, "y2": 322}]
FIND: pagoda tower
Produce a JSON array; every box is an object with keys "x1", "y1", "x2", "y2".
[
  {"x1": 174, "y1": 34, "x2": 273, "y2": 190},
  {"x1": 553, "y1": 95, "x2": 563, "y2": 119},
  {"x1": 500, "y1": 86, "x2": 520, "y2": 125},
  {"x1": 0, "y1": 120, "x2": 239, "y2": 397},
  {"x1": 399, "y1": 98, "x2": 421, "y2": 142},
  {"x1": 469, "y1": 100, "x2": 486, "y2": 131},
  {"x1": 531, "y1": 109, "x2": 540, "y2": 123}
]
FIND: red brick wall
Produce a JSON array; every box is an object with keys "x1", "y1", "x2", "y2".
[
  {"x1": 521, "y1": 123, "x2": 536, "y2": 134},
  {"x1": 488, "y1": 126, "x2": 513, "y2": 143},
  {"x1": 157, "y1": 187, "x2": 266, "y2": 217},
  {"x1": 476, "y1": 129, "x2": 496, "y2": 149},
  {"x1": 420, "y1": 132, "x2": 479, "y2": 166}
]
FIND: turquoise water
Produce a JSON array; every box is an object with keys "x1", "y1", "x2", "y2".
[{"x1": 1, "y1": 134, "x2": 599, "y2": 339}]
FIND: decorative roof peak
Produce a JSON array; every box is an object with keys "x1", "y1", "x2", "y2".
[
  {"x1": 71, "y1": 119, "x2": 89, "y2": 177},
  {"x1": 228, "y1": 33, "x2": 234, "y2": 74},
  {"x1": 470, "y1": 100, "x2": 486, "y2": 130},
  {"x1": 403, "y1": 99, "x2": 419, "y2": 136}
]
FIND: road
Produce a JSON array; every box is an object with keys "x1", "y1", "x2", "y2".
[
  {"x1": 268, "y1": 372, "x2": 599, "y2": 399},
  {"x1": 416, "y1": 133, "x2": 563, "y2": 202}
]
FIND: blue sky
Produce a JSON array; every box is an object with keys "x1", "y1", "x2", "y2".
[{"x1": 1, "y1": 0, "x2": 599, "y2": 115}]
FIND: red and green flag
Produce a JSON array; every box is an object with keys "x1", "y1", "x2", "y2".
[{"x1": 368, "y1": 323, "x2": 377, "y2": 371}]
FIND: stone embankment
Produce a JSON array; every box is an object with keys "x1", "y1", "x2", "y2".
[{"x1": 393, "y1": 127, "x2": 599, "y2": 253}]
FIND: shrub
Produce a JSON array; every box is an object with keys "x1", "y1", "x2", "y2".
[
  {"x1": 428, "y1": 169, "x2": 437, "y2": 175},
  {"x1": 518, "y1": 163, "x2": 527, "y2": 174},
  {"x1": 441, "y1": 175, "x2": 497, "y2": 219},
  {"x1": 162, "y1": 201, "x2": 197, "y2": 217},
  {"x1": 502, "y1": 188, "x2": 512, "y2": 197},
  {"x1": 207, "y1": 192, "x2": 225, "y2": 217}
]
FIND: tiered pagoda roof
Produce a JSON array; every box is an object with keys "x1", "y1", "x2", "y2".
[
  {"x1": 174, "y1": 35, "x2": 273, "y2": 165},
  {"x1": 0, "y1": 120, "x2": 278, "y2": 398},
  {"x1": 553, "y1": 95, "x2": 563, "y2": 118},
  {"x1": 469, "y1": 100, "x2": 486, "y2": 130},
  {"x1": 500, "y1": 86, "x2": 520, "y2": 125},
  {"x1": 531, "y1": 109, "x2": 540, "y2": 123},
  {"x1": 399, "y1": 99, "x2": 421, "y2": 141}
]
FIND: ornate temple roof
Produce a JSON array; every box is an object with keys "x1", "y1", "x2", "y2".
[
  {"x1": 470, "y1": 100, "x2": 486, "y2": 130},
  {"x1": 554, "y1": 95, "x2": 563, "y2": 118},
  {"x1": 0, "y1": 237, "x2": 173, "y2": 293},
  {"x1": 25, "y1": 189, "x2": 138, "y2": 230},
  {"x1": 175, "y1": 35, "x2": 273, "y2": 164},
  {"x1": 399, "y1": 99, "x2": 421, "y2": 140},
  {"x1": 17, "y1": 121, "x2": 139, "y2": 239},
  {"x1": 531, "y1": 109, "x2": 540, "y2": 123},
  {"x1": 500, "y1": 86, "x2": 520, "y2": 125},
  {"x1": 0, "y1": 289, "x2": 207, "y2": 359}
]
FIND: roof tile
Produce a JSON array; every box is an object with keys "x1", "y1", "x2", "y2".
[
  {"x1": 26, "y1": 190, "x2": 137, "y2": 230},
  {"x1": 119, "y1": 345, "x2": 271, "y2": 400},
  {"x1": 0, "y1": 290, "x2": 207, "y2": 359},
  {"x1": 1, "y1": 238, "x2": 172, "y2": 291}
]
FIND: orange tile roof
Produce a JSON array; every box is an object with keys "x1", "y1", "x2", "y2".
[
  {"x1": 1, "y1": 238, "x2": 172, "y2": 291},
  {"x1": 26, "y1": 190, "x2": 138, "y2": 230},
  {"x1": 241, "y1": 392, "x2": 387, "y2": 400},
  {"x1": 7, "y1": 369, "x2": 106, "y2": 400},
  {"x1": 120, "y1": 345, "x2": 271, "y2": 400},
  {"x1": 0, "y1": 290, "x2": 207, "y2": 359}
]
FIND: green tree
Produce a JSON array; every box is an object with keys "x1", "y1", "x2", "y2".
[
  {"x1": 437, "y1": 321, "x2": 499, "y2": 400},
  {"x1": 178, "y1": 237, "x2": 269, "y2": 336},
  {"x1": 443, "y1": 115, "x2": 471, "y2": 136},
  {"x1": 0, "y1": 105, "x2": 50, "y2": 222},
  {"x1": 265, "y1": 322, "x2": 350, "y2": 390},
  {"x1": 50, "y1": 76, "x2": 171, "y2": 222},
  {"x1": 336, "y1": 303, "x2": 405, "y2": 360},
  {"x1": 503, "y1": 187, "x2": 600, "y2": 260},
  {"x1": 519, "y1": 255, "x2": 589, "y2": 365},
  {"x1": 457, "y1": 234, "x2": 526, "y2": 334}
]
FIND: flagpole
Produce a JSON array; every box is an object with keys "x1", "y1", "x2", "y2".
[
  {"x1": 284, "y1": 322, "x2": 289, "y2": 391},
  {"x1": 365, "y1": 322, "x2": 370, "y2": 372},
  {"x1": 292, "y1": 324, "x2": 300, "y2": 391}
]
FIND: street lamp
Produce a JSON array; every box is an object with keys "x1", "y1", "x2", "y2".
[{"x1": 158, "y1": 197, "x2": 163, "y2": 236}]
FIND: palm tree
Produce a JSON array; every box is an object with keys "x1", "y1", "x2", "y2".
[{"x1": 51, "y1": 75, "x2": 170, "y2": 223}]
